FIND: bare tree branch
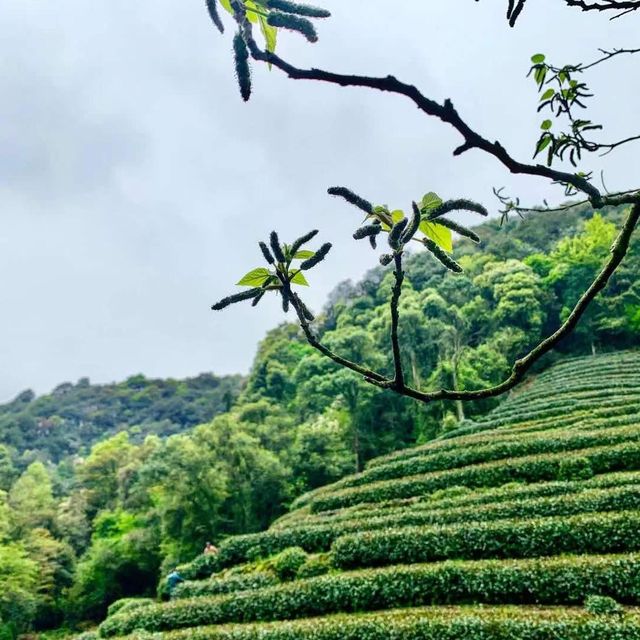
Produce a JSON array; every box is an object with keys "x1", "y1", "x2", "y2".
[
  {"x1": 390, "y1": 253, "x2": 405, "y2": 390},
  {"x1": 579, "y1": 47, "x2": 640, "y2": 71},
  {"x1": 233, "y1": 18, "x2": 604, "y2": 205},
  {"x1": 564, "y1": 0, "x2": 640, "y2": 17},
  {"x1": 379, "y1": 200, "x2": 640, "y2": 404},
  {"x1": 503, "y1": 0, "x2": 640, "y2": 25},
  {"x1": 288, "y1": 291, "x2": 389, "y2": 385},
  {"x1": 283, "y1": 199, "x2": 640, "y2": 405}
]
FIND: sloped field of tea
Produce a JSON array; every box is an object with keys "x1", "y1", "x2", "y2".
[{"x1": 94, "y1": 351, "x2": 640, "y2": 640}]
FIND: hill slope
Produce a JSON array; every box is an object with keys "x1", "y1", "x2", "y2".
[
  {"x1": 95, "y1": 350, "x2": 640, "y2": 639},
  {"x1": 0, "y1": 372, "x2": 243, "y2": 464}
]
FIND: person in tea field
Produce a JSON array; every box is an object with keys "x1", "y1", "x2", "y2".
[
  {"x1": 204, "y1": 541, "x2": 219, "y2": 555},
  {"x1": 166, "y1": 569, "x2": 184, "y2": 598}
]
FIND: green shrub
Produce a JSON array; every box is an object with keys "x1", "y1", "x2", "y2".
[
  {"x1": 331, "y1": 511, "x2": 640, "y2": 569},
  {"x1": 288, "y1": 472, "x2": 640, "y2": 529},
  {"x1": 175, "y1": 553, "x2": 220, "y2": 580},
  {"x1": 213, "y1": 482, "x2": 640, "y2": 567},
  {"x1": 107, "y1": 598, "x2": 154, "y2": 618},
  {"x1": 281, "y1": 486, "x2": 640, "y2": 543},
  {"x1": 327, "y1": 425, "x2": 638, "y2": 492},
  {"x1": 173, "y1": 572, "x2": 278, "y2": 599},
  {"x1": 296, "y1": 554, "x2": 332, "y2": 579},
  {"x1": 559, "y1": 457, "x2": 594, "y2": 480},
  {"x1": 269, "y1": 547, "x2": 307, "y2": 582},
  {"x1": 440, "y1": 399, "x2": 640, "y2": 442},
  {"x1": 311, "y1": 442, "x2": 640, "y2": 512},
  {"x1": 98, "y1": 554, "x2": 640, "y2": 636},
  {"x1": 129, "y1": 605, "x2": 640, "y2": 640},
  {"x1": 584, "y1": 595, "x2": 625, "y2": 616}
]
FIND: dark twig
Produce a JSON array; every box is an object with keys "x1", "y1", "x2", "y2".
[
  {"x1": 579, "y1": 47, "x2": 640, "y2": 71},
  {"x1": 390, "y1": 253, "x2": 405, "y2": 389},
  {"x1": 494, "y1": 186, "x2": 640, "y2": 217},
  {"x1": 599, "y1": 134, "x2": 640, "y2": 155},
  {"x1": 563, "y1": 0, "x2": 640, "y2": 17},
  {"x1": 272, "y1": 199, "x2": 640, "y2": 405},
  {"x1": 380, "y1": 200, "x2": 640, "y2": 403},
  {"x1": 287, "y1": 289, "x2": 389, "y2": 384},
  {"x1": 505, "y1": 0, "x2": 640, "y2": 23}
]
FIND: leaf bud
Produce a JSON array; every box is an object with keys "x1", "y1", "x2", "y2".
[
  {"x1": 269, "y1": 231, "x2": 287, "y2": 264},
  {"x1": 327, "y1": 187, "x2": 374, "y2": 214},
  {"x1": 422, "y1": 238, "x2": 463, "y2": 273},
  {"x1": 205, "y1": 0, "x2": 225, "y2": 33},
  {"x1": 267, "y1": 11, "x2": 318, "y2": 42},
  {"x1": 212, "y1": 288, "x2": 261, "y2": 310},
  {"x1": 259, "y1": 241, "x2": 275, "y2": 264},
  {"x1": 300, "y1": 242, "x2": 331, "y2": 270},
  {"x1": 290, "y1": 229, "x2": 319, "y2": 255},
  {"x1": 233, "y1": 31, "x2": 252, "y2": 102},
  {"x1": 353, "y1": 224, "x2": 382, "y2": 240},
  {"x1": 388, "y1": 218, "x2": 408, "y2": 250},
  {"x1": 267, "y1": 0, "x2": 331, "y2": 18}
]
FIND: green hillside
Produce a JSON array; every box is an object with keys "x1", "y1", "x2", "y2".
[
  {"x1": 0, "y1": 372, "x2": 243, "y2": 465},
  {"x1": 95, "y1": 350, "x2": 640, "y2": 639}
]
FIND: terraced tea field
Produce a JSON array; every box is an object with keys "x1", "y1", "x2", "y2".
[{"x1": 92, "y1": 351, "x2": 640, "y2": 639}]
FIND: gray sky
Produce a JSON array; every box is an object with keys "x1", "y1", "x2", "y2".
[{"x1": 1, "y1": 0, "x2": 638, "y2": 401}]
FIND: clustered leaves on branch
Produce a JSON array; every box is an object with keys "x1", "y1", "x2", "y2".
[
  {"x1": 529, "y1": 50, "x2": 640, "y2": 168},
  {"x1": 212, "y1": 229, "x2": 331, "y2": 318},
  {"x1": 208, "y1": 0, "x2": 640, "y2": 406}
]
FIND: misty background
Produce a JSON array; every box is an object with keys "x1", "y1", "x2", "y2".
[{"x1": 1, "y1": 0, "x2": 638, "y2": 401}]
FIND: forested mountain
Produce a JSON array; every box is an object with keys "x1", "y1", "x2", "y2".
[
  {"x1": 0, "y1": 373, "x2": 243, "y2": 466},
  {"x1": 2, "y1": 203, "x2": 640, "y2": 638}
]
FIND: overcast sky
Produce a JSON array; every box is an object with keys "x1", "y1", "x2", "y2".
[{"x1": 1, "y1": 1, "x2": 638, "y2": 401}]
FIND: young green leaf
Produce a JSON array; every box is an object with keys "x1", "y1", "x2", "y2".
[
  {"x1": 243, "y1": 0, "x2": 261, "y2": 23},
  {"x1": 290, "y1": 270, "x2": 310, "y2": 286},
  {"x1": 540, "y1": 88, "x2": 555, "y2": 101},
  {"x1": 534, "y1": 67, "x2": 547, "y2": 86},
  {"x1": 237, "y1": 267, "x2": 272, "y2": 287},
  {"x1": 420, "y1": 192, "x2": 443, "y2": 212},
  {"x1": 541, "y1": 119, "x2": 553, "y2": 130},
  {"x1": 535, "y1": 135, "x2": 553, "y2": 155},
  {"x1": 259, "y1": 14, "x2": 278, "y2": 55},
  {"x1": 531, "y1": 53, "x2": 545, "y2": 64},
  {"x1": 420, "y1": 220, "x2": 453, "y2": 253},
  {"x1": 294, "y1": 250, "x2": 315, "y2": 259}
]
